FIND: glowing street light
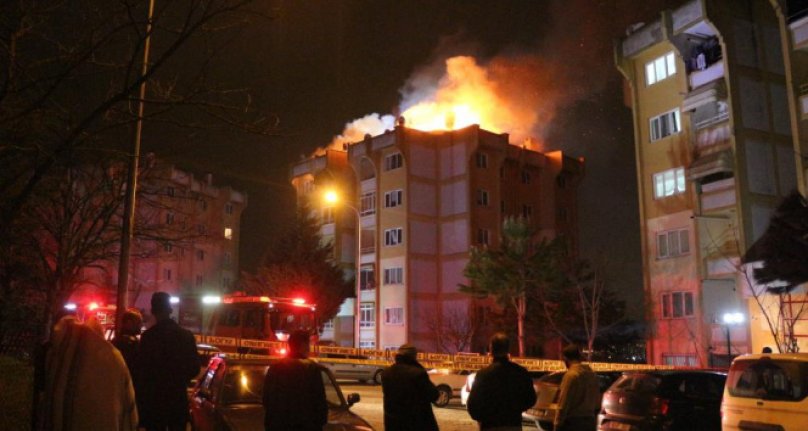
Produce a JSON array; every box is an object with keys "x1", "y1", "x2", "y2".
[{"x1": 323, "y1": 189, "x2": 362, "y2": 348}]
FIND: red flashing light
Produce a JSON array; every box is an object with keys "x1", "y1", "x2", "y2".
[
  {"x1": 278, "y1": 348, "x2": 288, "y2": 356},
  {"x1": 292, "y1": 298, "x2": 306, "y2": 305}
]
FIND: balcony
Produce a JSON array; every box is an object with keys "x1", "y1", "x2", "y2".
[
  {"x1": 790, "y1": 14, "x2": 808, "y2": 51},
  {"x1": 700, "y1": 177, "x2": 736, "y2": 211},
  {"x1": 689, "y1": 61, "x2": 724, "y2": 89}
]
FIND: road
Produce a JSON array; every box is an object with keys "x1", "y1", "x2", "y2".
[{"x1": 339, "y1": 382, "x2": 538, "y2": 431}]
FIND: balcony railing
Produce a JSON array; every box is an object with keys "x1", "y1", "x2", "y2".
[{"x1": 689, "y1": 61, "x2": 724, "y2": 89}]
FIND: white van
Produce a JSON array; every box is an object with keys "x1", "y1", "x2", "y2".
[{"x1": 721, "y1": 353, "x2": 808, "y2": 430}]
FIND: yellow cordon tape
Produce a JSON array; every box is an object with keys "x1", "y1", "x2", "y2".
[{"x1": 195, "y1": 335, "x2": 675, "y2": 372}]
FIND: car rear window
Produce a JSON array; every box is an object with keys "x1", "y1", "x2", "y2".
[{"x1": 727, "y1": 359, "x2": 808, "y2": 402}]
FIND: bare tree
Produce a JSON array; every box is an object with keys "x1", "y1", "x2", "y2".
[{"x1": 426, "y1": 305, "x2": 482, "y2": 353}]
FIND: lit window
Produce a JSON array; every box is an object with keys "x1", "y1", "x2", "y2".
[
  {"x1": 475, "y1": 152, "x2": 488, "y2": 168},
  {"x1": 657, "y1": 228, "x2": 689, "y2": 259},
  {"x1": 384, "y1": 228, "x2": 403, "y2": 246},
  {"x1": 384, "y1": 190, "x2": 403, "y2": 208},
  {"x1": 661, "y1": 292, "x2": 694, "y2": 318},
  {"x1": 360, "y1": 303, "x2": 375, "y2": 328},
  {"x1": 359, "y1": 340, "x2": 376, "y2": 349},
  {"x1": 477, "y1": 228, "x2": 490, "y2": 245},
  {"x1": 383, "y1": 267, "x2": 403, "y2": 285},
  {"x1": 650, "y1": 109, "x2": 681, "y2": 141},
  {"x1": 653, "y1": 167, "x2": 686, "y2": 198},
  {"x1": 384, "y1": 307, "x2": 404, "y2": 325},
  {"x1": 360, "y1": 265, "x2": 375, "y2": 291},
  {"x1": 384, "y1": 153, "x2": 403, "y2": 171},
  {"x1": 645, "y1": 52, "x2": 676, "y2": 86},
  {"x1": 360, "y1": 192, "x2": 376, "y2": 216},
  {"x1": 477, "y1": 189, "x2": 489, "y2": 206},
  {"x1": 224, "y1": 227, "x2": 233, "y2": 240}
]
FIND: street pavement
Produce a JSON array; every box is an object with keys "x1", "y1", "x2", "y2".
[{"x1": 340, "y1": 382, "x2": 538, "y2": 431}]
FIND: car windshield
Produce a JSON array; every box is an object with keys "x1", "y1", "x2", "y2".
[
  {"x1": 220, "y1": 364, "x2": 346, "y2": 407},
  {"x1": 727, "y1": 359, "x2": 808, "y2": 401}
]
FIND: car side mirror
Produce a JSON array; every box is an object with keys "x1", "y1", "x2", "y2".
[{"x1": 347, "y1": 393, "x2": 360, "y2": 406}]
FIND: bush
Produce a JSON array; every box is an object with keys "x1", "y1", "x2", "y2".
[{"x1": 0, "y1": 355, "x2": 33, "y2": 431}]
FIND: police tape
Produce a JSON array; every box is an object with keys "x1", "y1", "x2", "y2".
[{"x1": 194, "y1": 334, "x2": 673, "y2": 372}]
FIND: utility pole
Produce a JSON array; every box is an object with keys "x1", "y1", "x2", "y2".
[{"x1": 116, "y1": 0, "x2": 155, "y2": 337}]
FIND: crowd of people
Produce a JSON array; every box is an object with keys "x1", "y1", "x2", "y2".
[
  {"x1": 33, "y1": 292, "x2": 199, "y2": 431},
  {"x1": 33, "y1": 292, "x2": 600, "y2": 431}
]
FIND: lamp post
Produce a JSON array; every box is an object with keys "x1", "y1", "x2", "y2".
[
  {"x1": 324, "y1": 190, "x2": 362, "y2": 348},
  {"x1": 722, "y1": 312, "x2": 745, "y2": 365}
]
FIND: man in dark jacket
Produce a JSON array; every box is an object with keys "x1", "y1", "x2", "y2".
[
  {"x1": 467, "y1": 333, "x2": 537, "y2": 430},
  {"x1": 262, "y1": 329, "x2": 327, "y2": 431},
  {"x1": 136, "y1": 292, "x2": 199, "y2": 431},
  {"x1": 112, "y1": 308, "x2": 142, "y2": 375},
  {"x1": 381, "y1": 344, "x2": 440, "y2": 431}
]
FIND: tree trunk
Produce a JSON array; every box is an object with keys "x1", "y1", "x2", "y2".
[{"x1": 516, "y1": 293, "x2": 526, "y2": 357}]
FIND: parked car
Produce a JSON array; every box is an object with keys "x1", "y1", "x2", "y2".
[
  {"x1": 598, "y1": 370, "x2": 726, "y2": 431},
  {"x1": 429, "y1": 368, "x2": 473, "y2": 407},
  {"x1": 317, "y1": 353, "x2": 386, "y2": 385},
  {"x1": 721, "y1": 353, "x2": 808, "y2": 431},
  {"x1": 189, "y1": 356, "x2": 374, "y2": 431},
  {"x1": 523, "y1": 370, "x2": 622, "y2": 430}
]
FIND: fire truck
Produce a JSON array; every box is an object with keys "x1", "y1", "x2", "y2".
[{"x1": 204, "y1": 294, "x2": 318, "y2": 356}]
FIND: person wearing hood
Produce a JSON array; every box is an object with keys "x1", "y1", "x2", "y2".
[
  {"x1": 554, "y1": 344, "x2": 600, "y2": 431},
  {"x1": 381, "y1": 344, "x2": 440, "y2": 431}
]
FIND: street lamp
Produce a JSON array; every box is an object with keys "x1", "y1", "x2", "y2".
[
  {"x1": 324, "y1": 189, "x2": 362, "y2": 348},
  {"x1": 722, "y1": 312, "x2": 745, "y2": 364}
]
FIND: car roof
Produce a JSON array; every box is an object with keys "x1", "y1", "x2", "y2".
[{"x1": 732, "y1": 353, "x2": 808, "y2": 362}]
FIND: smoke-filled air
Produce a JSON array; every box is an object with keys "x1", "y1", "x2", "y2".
[{"x1": 318, "y1": 54, "x2": 569, "y2": 156}]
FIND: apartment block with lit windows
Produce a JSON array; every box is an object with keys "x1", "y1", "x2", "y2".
[
  {"x1": 291, "y1": 122, "x2": 583, "y2": 351},
  {"x1": 615, "y1": 0, "x2": 803, "y2": 366},
  {"x1": 73, "y1": 155, "x2": 247, "y2": 325}
]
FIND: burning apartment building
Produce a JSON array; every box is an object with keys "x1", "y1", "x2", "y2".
[{"x1": 291, "y1": 120, "x2": 583, "y2": 351}]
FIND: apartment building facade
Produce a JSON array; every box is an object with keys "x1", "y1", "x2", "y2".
[
  {"x1": 73, "y1": 155, "x2": 247, "y2": 327},
  {"x1": 616, "y1": 0, "x2": 807, "y2": 366},
  {"x1": 291, "y1": 122, "x2": 583, "y2": 351}
]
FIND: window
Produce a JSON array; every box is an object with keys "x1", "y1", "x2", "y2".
[
  {"x1": 477, "y1": 228, "x2": 490, "y2": 245},
  {"x1": 657, "y1": 228, "x2": 690, "y2": 259},
  {"x1": 225, "y1": 203, "x2": 234, "y2": 215},
  {"x1": 164, "y1": 242, "x2": 173, "y2": 252},
  {"x1": 645, "y1": 52, "x2": 676, "y2": 86},
  {"x1": 653, "y1": 167, "x2": 686, "y2": 198},
  {"x1": 661, "y1": 292, "x2": 695, "y2": 318},
  {"x1": 522, "y1": 205, "x2": 533, "y2": 218},
  {"x1": 384, "y1": 190, "x2": 403, "y2": 208},
  {"x1": 384, "y1": 152, "x2": 403, "y2": 171},
  {"x1": 385, "y1": 307, "x2": 404, "y2": 325},
  {"x1": 166, "y1": 186, "x2": 175, "y2": 197},
  {"x1": 199, "y1": 199, "x2": 207, "y2": 211},
  {"x1": 321, "y1": 207, "x2": 334, "y2": 224},
  {"x1": 521, "y1": 170, "x2": 531, "y2": 184},
  {"x1": 163, "y1": 268, "x2": 172, "y2": 281},
  {"x1": 224, "y1": 227, "x2": 233, "y2": 240},
  {"x1": 384, "y1": 228, "x2": 403, "y2": 246},
  {"x1": 500, "y1": 201, "x2": 506, "y2": 213},
  {"x1": 476, "y1": 152, "x2": 488, "y2": 168},
  {"x1": 383, "y1": 267, "x2": 403, "y2": 285},
  {"x1": 477, "y1": 189, "x2": 489, "y2": 206},
  {"x1": 197, "y1": 224, "x2": 207, "y2": 235},
  {"x1": 197, "y1": 250, "x2": 205, "y2": 261},
  {"x1": 360, "y1": 265, "x2": 375, "y2": 291},
  {"x1": 359, "y1": 341, "x2": 376, "y2": 349},
  {"x1": 196, "y1": 275, "x2": 204, "y2": 286},
  {"x1": 360, "y1": 192, "x2": 376, "y2": 216},
  {"x1": 166, "y1": 212, "x2": 174, "y2": 225},
  {"x1": 650, "y1": 109, "x2": 681, "y2": 141},
  {"x1": 360, "y1": 303, "x2": 375, "y2": 328},
  {"x1": 323, "y1": 319, "x2": 334, "y2": 330},
  {"x1": 224, "y1": 252, "x2": 231, "y2": 265}
]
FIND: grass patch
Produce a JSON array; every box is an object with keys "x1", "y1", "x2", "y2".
[{"x1": 0, "y1": 355, "x2": 33, "y2": 431}]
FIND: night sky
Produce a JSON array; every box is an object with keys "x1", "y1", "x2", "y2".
[{"x1": 141, "y1": 0, "x2": 683, "y2": 318}]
